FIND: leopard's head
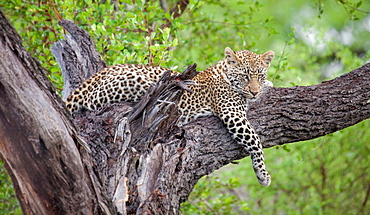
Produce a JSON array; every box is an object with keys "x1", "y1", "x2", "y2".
[{"x1": 223, "y1": 47, "x2": 274, "y2": 98}]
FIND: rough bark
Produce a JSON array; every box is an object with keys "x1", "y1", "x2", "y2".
[
  {"x1": 249, "y1": 68, "x2": 370, "y2": 147},
  {"x1": 0, "y1": 13, "x2": 369, "y2": 215},
  {"x1": 0, "y1": 12, "x2": 98, "y2": 214}
]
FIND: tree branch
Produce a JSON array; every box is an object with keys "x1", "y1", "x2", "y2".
[
  {"x1": 161, "y1": 0, "x2": 189, "y2": 29},
  {"x1": 170, "y1": 0, "x2": 189, "y2": 19},
  {"x1": 249, "y1": 65, "x2": 370, "y2": 147}
]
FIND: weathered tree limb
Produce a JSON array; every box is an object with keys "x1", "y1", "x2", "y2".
[
  {"x1": 1, "y1": 13, "x2": 369, "y2": 215},
  {"x1": 249, "y1": 65, "x2": 370, "y2": 147}
]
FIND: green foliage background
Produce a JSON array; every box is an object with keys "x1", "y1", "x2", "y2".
[{"x1": 0, "y1": 0, "x2": 369, "y2": 214}]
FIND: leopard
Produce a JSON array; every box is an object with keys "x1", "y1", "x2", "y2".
[{"x1": 66, "y1": 47, "x2": 275, "y2": 186}]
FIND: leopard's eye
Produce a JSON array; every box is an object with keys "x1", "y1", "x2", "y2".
[{"x1": 258, "y1": 74, "x2": 264, "y2": 79}]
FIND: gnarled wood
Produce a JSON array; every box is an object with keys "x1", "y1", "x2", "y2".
[
  {"x1": 51, "y1": 19, "x2": 106, "y2": 100},
  {"x1": 0, "y1": 12, "x2": 97, "y2": 214}
]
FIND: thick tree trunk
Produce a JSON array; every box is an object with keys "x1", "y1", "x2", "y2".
[
  {"x1": 0, "y1": 13, "x2": 98, "y2": 214},
  {"x1": 0, "y1": 14, "x2": 369, "y2": 215}
]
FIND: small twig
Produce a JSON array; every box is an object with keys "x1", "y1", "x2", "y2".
[
  {"x1": 161, "y1": 0, "x2": 190, "y2": 29},
  {"x1": 272, "y1": 36, "x2": 289, "y2": 83},
  {"x1": 338, "y1": 0, "x2": 370, "y2": 14},
  {"x1": 184, "y1": 19, "x2": 262, "y2": 27}
]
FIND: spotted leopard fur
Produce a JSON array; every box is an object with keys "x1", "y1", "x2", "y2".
[{"x1": 66, "y1": 47, "x2": 274, "y2": 186}]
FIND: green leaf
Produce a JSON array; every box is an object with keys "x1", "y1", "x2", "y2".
[
  {"x1": 356, "y1": 1, "x2": 362, "y2": 8},
  {"x1": 282, "y1": 144, "x2": 291, "y2": 152},
  {"x1": 288, "y1": 37, "x2": 295, "y2": 45}
]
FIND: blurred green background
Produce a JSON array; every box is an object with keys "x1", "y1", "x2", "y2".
[{"x1": 0, "y1": 0, "x2": 369, "y2": 214}]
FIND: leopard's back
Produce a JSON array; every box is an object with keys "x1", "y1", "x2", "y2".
[{"x1": 65, "y1": 64, "x2": 172, "y2": 112}]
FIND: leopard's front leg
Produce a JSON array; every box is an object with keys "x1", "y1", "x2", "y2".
[{"x1": 212, "y1": 88, "x2": 271, "y2": 186}]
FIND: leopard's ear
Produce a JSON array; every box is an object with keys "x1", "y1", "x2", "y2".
[
  {"x1": 224, "y1": 47, "x2": 239, "y2": 66},
  {"x1": 260, "y1": 51, "x2": 275, "y2": 67}
]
